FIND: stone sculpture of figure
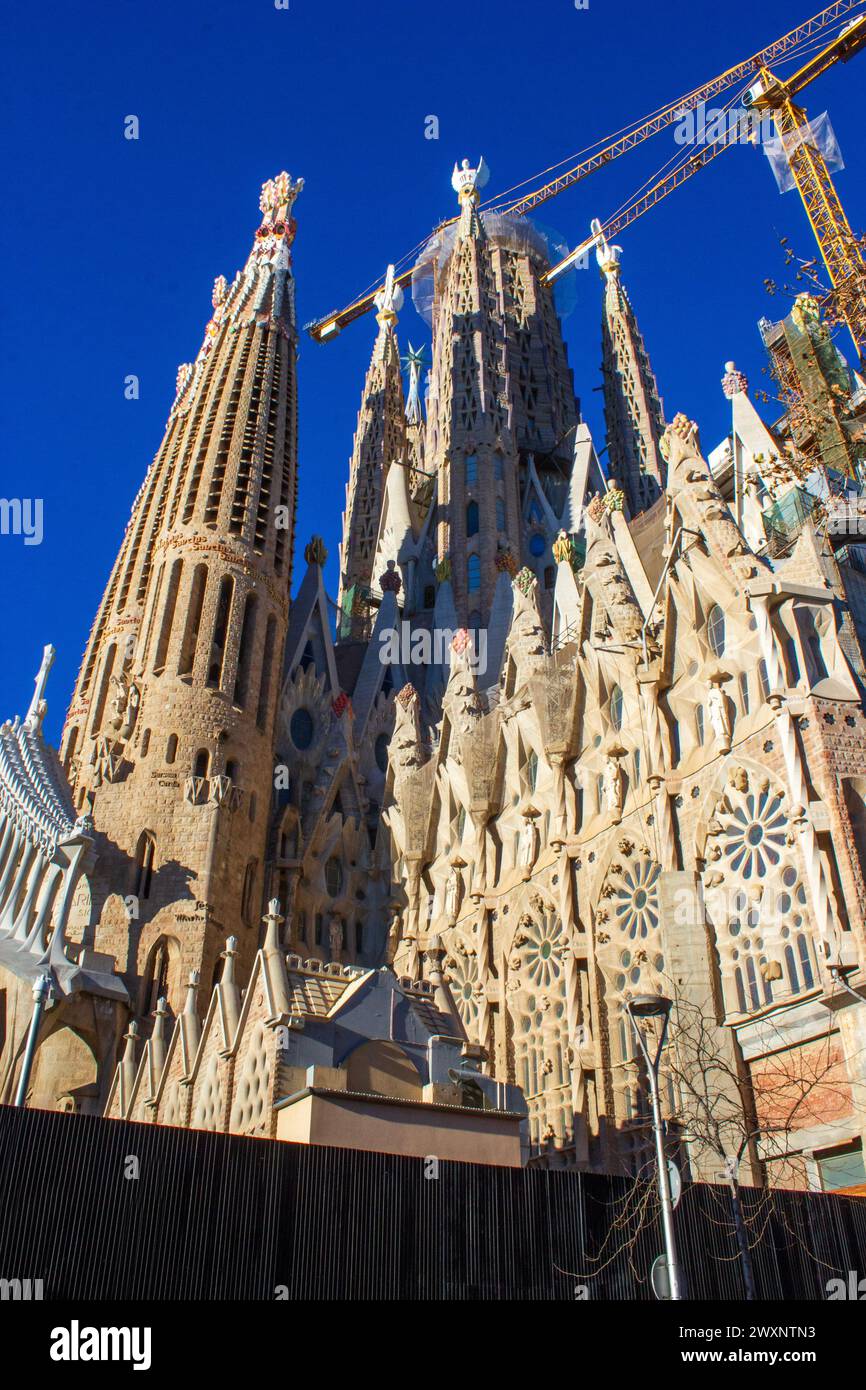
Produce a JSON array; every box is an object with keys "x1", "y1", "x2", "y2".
[
  {"x1": 603, "y1": 757, "x2": 624, "y2": 820},
  {"x1": 445, "y1": 863, "x2": 463, "y2": 923},
  {"x1": 518, "y1": 816, "x2": 538, "y2": 878},
  {"x1": 707, "y1": 682, "x2": 731, "y2": 746},
  {"x1": 329, "y1": 915, "x2": 343, "y2": 963},
  {"x1": 386, "y1": 909, "x2": 403, "y2": 962},
  {"x1": 508, "y1": 569, "x2": 547, "y2": 681},
  {"x1": 392, "y1": 684, "x2": 425, "y2": 775}
]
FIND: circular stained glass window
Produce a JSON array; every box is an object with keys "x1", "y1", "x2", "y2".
[
  {"x1": 529, "y1": 533, "x2": 546, "y2": 557},
  {"x1": 290, "y1": 708, "x2": 314, "y2": 750}
]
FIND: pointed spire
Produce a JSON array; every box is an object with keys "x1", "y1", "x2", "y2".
[
  {"x1": 218, "y1": 935, "x2": 241, "y2": 1044},
  {"x1": 24, "y1": 645, "x2": 55, "y2": 733},
  {"x1": 594, "y1": 218, "x2": 666, "y2": 516},
  {"x1": 150, "y1": 997, "x2": 169, "y2": 1077},
  {"x1": 452, "y1": 156, "x2": 489, "y2": 237},
  {"x1": 338, "y1": 269, "x2": 408, "y2": 637},
  {"x1": 262, "y1": 898, "x2": 285, "y2": 955},
  {"x1": 403, "y1": 343, "x2": 426, "y2": 427}
]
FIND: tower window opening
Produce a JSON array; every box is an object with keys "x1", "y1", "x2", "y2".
[
  {"x1": 153, "y1": 559, "x2": 183, "y2": 674},
  {"x1": 233, "y1": 592, "x2": 259, "y2": 708},
  {"x1": 165, "y1": 733, "x2": 178, "y2": 765},
  {"x1": 467, "y1": 554, "x2": 481, "y2": 592},
  {"x1": 135, "y1": 832, "x2": 156, "y2": 900},
  {"x1": 466, "y1": 454, "x2": 478, "y2": 484},
  {"x1": 207, "y1": 576, "x2": 234, "y2": 688},
  {"x1": 242, "y1": 859, "x2": 258, "y2": 928},
  {"x1": 90, "y1": 643, "x2": 117, "y2": 736},
  {"x1": 610, "y1": 685, "x2": 624, "y2": 731},
  {"x1": 193, "y1": 748, "x2": 210, "y2": 779},
  {"x1": 178, "y1": 563, "x2": 207, "y2": 678},
  {"x1": 738, "y1": 670, "x2": 750, "y2": 714},
  {"x1": 758, "y1": 659, "x2": 770, "y2": 703},
  {"x1": 707, "y1": 604, "x2": 725, "y2": 657},
  {"x1": 140, "y1": 728, "x2": 151, "y2": 758},
  {"x1": 257, "y1": 615, "x2": 277, "y2": 730},
  {"x1": 466, "y1": 500, "x2": 480, "y2": 537}
]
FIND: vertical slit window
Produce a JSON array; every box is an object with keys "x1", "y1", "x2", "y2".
[
  {"x1": 233, "y1": 593, "x2": 258, "y2": 708},
  {"x1": 152, "y1": 559, "x2": 182, "y2": 674},
  {"x1": 178, "y1": 564, "x2": 207, "y2": 678},
  {"x1": 90, "y1": 643, "x2": 117, "y2": 735},
  {"x1": 207, "y1": 576, "x2": 234, "y2": 688},
  {"x1": 256, "y1": 615, "x2": 277, "y2": 729}
]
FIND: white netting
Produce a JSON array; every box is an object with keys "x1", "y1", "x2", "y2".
[
  {"x1": 411, "y1": 211, "x2": 577, "y2": 325},
  {"x1": 763, "y1": 111, "x2": 845, "y2": 195}
]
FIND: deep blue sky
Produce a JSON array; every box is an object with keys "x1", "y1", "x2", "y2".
[{"x1": 2, "y1": 0, "x2": 864, "y2": 743}]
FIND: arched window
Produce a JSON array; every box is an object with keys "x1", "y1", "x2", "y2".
[
  {"x1": 707, "y1": 604, "x2": 725, "y2": 656},
  {"x1": 165, "y1": 733, "x2": 178, "y2": 765},
  {"x1": 207, "y1": 575, "x2": 234, "y2": 688},
  {"x1": 465, "y1": 454, "x2": 478, "y2": 484},
  {"x1": 63, "y1": 726, "x2": 79, "y2": 775},
  {"x1": 178, "y1": 564, "x2": 207, "y2": 678},
  {"x1": 746, "y1": 956, "x2": 760, "y2": 1010},
  {"x1": 140, "y1": 728, "x2": 151, "y2": 758},
  {"x1": 354, "y1": 920, "x2": 363, "y2": 956},
  {"x1": 633, "y1": 748, "x2": 641, "y2": 783},
  {"x1": 797, "y1": 933, "x2": 815, "y2": 990},
  {"x1": 90, "y1": 643, "x2": 117, "y2": 735},
  {"x1": 527, "y1": 750, "x2": 539, "y2": 793},
  {"x1": 256, "y1": 615, "x2": 277, "y2": 730},
  {"x1": 466, "y1": 500, "x2": 480, "y2": 537},
  {"x1": 242, "y1": 860, "x2": 258, "y2": 928},
  {"x1": 233, "y1": 592, "x2": 258, "y2": 708},
  {"x1": 225, "y1": 758, "x2": 239, "y2": 783},
  {"x1": 193, "y1": 748, "x2": 210, "y2": 779},
  {"x1": 325, "y1": 857, "x2": 343, "y2": 896},
  {"x1": 757, "y1": 659, "x2": 770, "y2": 703},
  {"x1": 134, "y1": 832, "x2": 156, "y2": 900},
  {"x1": 467, "y1": 554, "x2": 481, "y2": 592},
  {"x1": 153, "y1": 559, "x2": 182, "y2": 674},
  {"x1": 695, "y1": 704, "x2": 705, "y2": 745},
  {"x1": 738, "y1": 670, "x2": 750, "y2": 714},
  {"x1": 610, "y1": 685, "x2": 624, "y2": 731},
  {"x1": 143, "y1": 937, "x2": 173, "y2": 1016},
  {"x1": 785, "y1": 944, "x2": 799, "y2": 994}
]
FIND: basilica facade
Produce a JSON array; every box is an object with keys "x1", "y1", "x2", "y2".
[{"x1": 2, "y1": 162, "x2": 866, "y2": 1190}]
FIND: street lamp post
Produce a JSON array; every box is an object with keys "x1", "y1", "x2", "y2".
[
  {"x1": 626, "y1": 992, "x2": 684, "y2": 1301},
  {"x1": 14, "y1": 972, "x2": 53, "y2": 1107}
]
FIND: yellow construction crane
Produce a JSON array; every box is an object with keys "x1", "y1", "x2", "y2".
[
  {"x1": 545, "y1": 13, "x2": 866, "y2": 362},
  {"x1": 306, "y1": 1, "x2": 866, "y2": 353}
]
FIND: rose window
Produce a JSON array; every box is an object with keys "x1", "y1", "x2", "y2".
[
  {"x1": 446, "y1": 949, "x2": 481, "y2": 1029},
  {"x1": 718, "y1": 787, "x2": 787, "y2": 880},
  {"x1": 611, "y1": 860, "x2": 661, "y2": 940},
  {"x1": 518, "y1": 914, "x2": 564, "y2": 989}
]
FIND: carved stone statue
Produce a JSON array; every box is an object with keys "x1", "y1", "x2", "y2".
[
  {"x1": 518, "y1": 816, "x2": 538, "y2": 878},
  {"x1": 444, "y1": 863, "x2": 463, "y2": 923},
  {"x1": 603, "y1": 756, "x2": 624, "y2": 820},
  {"x1": 328, "y1": 915, "x2": 343, "y2": 963},
  {"x1": 392, "y1": 684, "x2": 425, "y2": 774},
  {"x1": 707, "y1": 682, "x2": 731, "y2": 746}
]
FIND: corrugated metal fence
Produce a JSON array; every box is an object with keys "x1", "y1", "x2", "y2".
[{"x1": 1, "y1": 1106, "x2": 865, "y2": 1300}]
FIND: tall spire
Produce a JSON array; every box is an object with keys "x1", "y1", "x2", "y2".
[
  {"x1": 338, "y1": 265, "x2": 408, "y2": 639},
  {"x1": 422, "y1": 157, "x2": 578, "y2": 626},
  {"x1": 402, "y1": 344, "x2": 428, "y2": 507},
  {"x1": 594, "y1": 218, "x2": 666, "y2": 515},
  {"x1": 61, "y1": 172, "x2": 303, "y2": 1010}
]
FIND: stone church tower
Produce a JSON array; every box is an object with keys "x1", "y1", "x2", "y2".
[
  {"x1": 60, "y1": 172, "x2": 304, "y2": 1016},
  {"x1": 596, "y1": 223, "x2": 667, "y2": 514}
]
